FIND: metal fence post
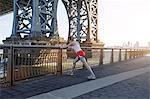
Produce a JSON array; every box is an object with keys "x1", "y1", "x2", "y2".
[
  {"x1": 110, "y1": 49, "x2": 114, "y2": 63},
  {"x1": 99, "y1": 49, "x2": 103, "y2": 66},
  {"x1": 136, "y1": 49, "x2": 139, "y2": 57},
  {"x1": 141, "y1": 49, "x2": 143, "y2": 56},
  {"x1": 118, "y1": 49, "x2": 121, "y2": 61},
  {"x1": 57, "y1": 48, "x2": 62, "y2": 75},
  {"x1": 134, "y1": 49, "x2": 136, "y2": 58},
  {"x1": 136, "y1": 49, "x2": 138, "y2": 57},
  {"x1": 129, "y1": 49, "x2": 132, "y2": 59},
  {"x1": 125, "y1": 49, "x2": 127, "y2": 60},
  {"x1": 139, "y1": 50, "x2": 142, "y2": 57},
  {"x1": 7, "y1": 45, "x2": 14, "y2": 86}
]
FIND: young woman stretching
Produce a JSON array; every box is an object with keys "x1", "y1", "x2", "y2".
[{"x1": 61, "y1": 41, "x2": 96, "y2": 80}]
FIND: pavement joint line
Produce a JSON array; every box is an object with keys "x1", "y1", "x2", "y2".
[{"x1": 27, "y1": 66, "x2": 150, "y2": 99}]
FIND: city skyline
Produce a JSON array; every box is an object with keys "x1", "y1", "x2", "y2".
[{"x1": 0, "y1": 0, "x2": 150, "y2": 47}]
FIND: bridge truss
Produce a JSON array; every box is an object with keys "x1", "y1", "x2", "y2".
[{"x1": 1, "y1": 0, "x2": 103, "y2": 44}]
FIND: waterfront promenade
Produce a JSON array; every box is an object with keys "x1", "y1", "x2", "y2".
[{"x1": 1, "y1": 55, "x2": 150, "y2": 99}]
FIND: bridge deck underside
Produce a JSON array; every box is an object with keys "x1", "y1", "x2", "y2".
[{"x1": 0, "y1": 0, "x2": 13, "y2": 15}]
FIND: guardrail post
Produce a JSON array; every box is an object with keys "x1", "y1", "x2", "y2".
[
  {"x1": 99, "y1": 49, "x2": 103, "y2": 66},
  {"x1": 125, "y1": 49, "x2": 127, "y2": 60},
  {"x1": 138, "y1": 49, "x2": 140, "y2": 57},
  {"x1": 57, "y1": 49, "x2": 62, "y2": 75},
  {"x1": 110, "y1": 49, "x2": 114, "y2": 63},
  {"x1": 7, "y1": 45, "x2": 14, "y2": 86},
  {"x1": 118, "y1": 49, "x2": 121, "y2": 61},
  {"x1": 129, "y1": 49, "x2": 132, "y2": 59},
  {"x1": 142, "y1": 50, "x2": 144, "y2": 56},
  {"x1": 137, "y1": 49, "x2": 139, "y2": 57},
  {"x1": 136, "y1": 49, "x2": 138, "y2": 57},
  {"x1": 140, "y1": 49, "x2": 142, "y2": 57},
  {"x1": 140, "y1": 49, "x2": 142, "y2": 56},
  {"x1": 133, "y1": 49, "x2": 136, "y2": 58}
]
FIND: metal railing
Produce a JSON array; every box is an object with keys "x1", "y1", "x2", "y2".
[{"x1": 0, "y1": 44, "x2": 149, "y2": 87}]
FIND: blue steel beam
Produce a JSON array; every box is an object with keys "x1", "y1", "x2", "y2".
[
  {"x1": 62, "y1": 0, "x2": 99, "y2": 43},
  {"x1": 11, "y1": 0, "x2": 58, "y2": 39},
  {"x1": 2, "y1": 0, "x2": 100, "y2": 44}
]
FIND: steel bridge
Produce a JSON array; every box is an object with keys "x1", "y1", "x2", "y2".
[{"x1": 0, "y1": 0, "x2": 104, "y2": 46}]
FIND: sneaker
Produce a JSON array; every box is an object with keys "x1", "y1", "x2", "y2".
[
  {"x1": 87, "y1": 75, "x2": 96, "y2": 80},
  {"x1": 67, "y1": 71, "x2": 74, "y2": 76}
]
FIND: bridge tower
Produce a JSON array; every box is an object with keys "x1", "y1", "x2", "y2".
[
  {"x1": 4, "y1": 0, "x2": 62, "y2": 45},
  {"x1": 11, "y1": 0, "x2": 58, "y2": 38},
  {"x1": 62, "y1": 0, "x2": 104, "y2": 47},
  {"x1": 3, "y1": 0, "x2": 104, "y2": 47}
]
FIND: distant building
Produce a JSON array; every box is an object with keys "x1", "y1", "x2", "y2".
[
  {"x1": 127, "y1": 41, "x2": 132, "y2": 48},
  {"x1": 122, "y1": 41, "x2": 133, "y2": 48},
  {"x1": 134, "y1": 41, "x2": 139, "y2": 48},
  {"x1": 122, "y1": 42, "x2": 127, "y2": 47}
]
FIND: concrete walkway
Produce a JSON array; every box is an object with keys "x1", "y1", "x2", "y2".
[
  {"x1": 27, "y1": 67, "x2": 150, "y2": 99},
  {"x1": 74, "y1": 72, "x2": 149, "y2": 99},
  {"x1": 1, "y1": 56, "x2": 150, "y2": 99}
]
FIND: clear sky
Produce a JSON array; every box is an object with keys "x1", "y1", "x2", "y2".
[{"x1": 0, "y1": 0, "x2": 150, "y2": 47}]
